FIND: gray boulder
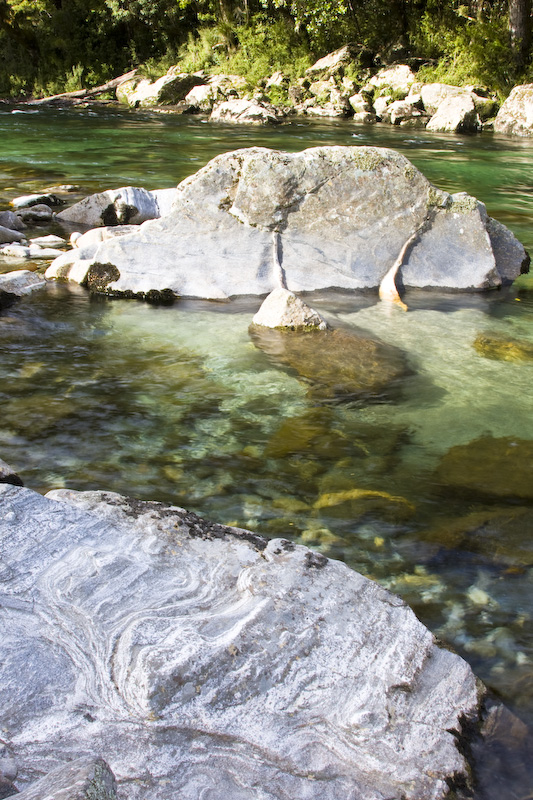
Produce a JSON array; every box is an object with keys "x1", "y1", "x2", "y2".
[
  {"x1": 55, "y1": 187, "x2": 176, "y2": 228},
  {"x1": 210, "y1": 98, "x2": 285, "y2": 124},
  {"x1": 15, "y1": 204, "x2": 53, "y2": 223},
  {"x1": 367, "y1": 64, "x2": 416, "y2": 96},
  {"x1": 305, "y1": 44, "x2": 360, "y2": 79},
  {"x1": 0, "y1": 211, "x2": 25, "y2": 231},
  {"x1": 1, "y1": 483, "x2": 483, "y2": 800},
  {"x1": 0, "y1": 226, "x2": 26, "y2": 245},
  {"x1": 494, "y1": 83, "x2": 533, "y2": 135},
  {"x1": 0, "y1": 270, "x2": 46, "y2": 295},
  {"x1": 116, "y1": 70, "x2": 204, "y2": 108},
  {"x1": 45, "y1": 146, "x2": 528, "y2": 299},
  {"x1": 426, "y1": 92, "x2": 482, "y2": 133},
  {"x1": 15, "y1": 757, "x2": 116, "y2": 800}
]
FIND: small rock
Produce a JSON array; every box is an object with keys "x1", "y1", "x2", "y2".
[
  {"x1": 210, "y1": 98, "x2": 284, "y2": 125},
  {"x1": 15, "y1": 204, "x2": 53, "y2": 222},
  {"x1": 29, "y1": 234, "x2": 66, "y2": 247},
  {"x1": 0, "y1": 226, "x2": 26, "y2": 245},
  {"x1": 27, "y1": 245, "x2": 65, "y2": 259},
  {"x1": 0, "y1": 270, "x2": 47, "y2": 295},
  {"x1": 0, "y1": 460, "x2": 22, "y2": 486},
  {"x1": 0, "y1": 211, "x2": 25, "y2": 231},
  {"x1": 10, "y1": 193, "x2": 64, "y2": 209},
  {"x1": 251, "y1": 288, "x2": 328, "y2": 329},
  {"x1": 473, "y1": 332, "x2": 533, "y2": 362},
  {"x1": 0, "y1": 245, "x2": 30, "y2": 259},
  {"x1": 434, "y1": 435, "x2": 533, "y2": 501}
]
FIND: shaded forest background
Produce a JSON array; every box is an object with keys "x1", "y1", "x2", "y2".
[{"x1": 0, "y1": 0, "x2": 532, "y2": 99}]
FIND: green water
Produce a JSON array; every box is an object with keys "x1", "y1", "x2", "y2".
[{"x1": 2, "y1": 107, "x2": 533, "y2": 794}]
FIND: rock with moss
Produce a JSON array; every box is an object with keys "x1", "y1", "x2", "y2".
[
  {"x1": 1, "y1": 483, "x2": 486, "y2": 800},
  {"x1": 116, "y1": 70, "x2": 204, "y2": 108},
  {"x1": 473, "y1": 332, "x2": 533, "y2": 362},
  {"x1": 15, "y1": 757, "x2": 116, "y2": 800},
  {"x1": 45, "y1": 146, "x2": 529, "y2": 298},
  {"x1": 494, "y1": 84, "x2": 533, "y2": 135}
]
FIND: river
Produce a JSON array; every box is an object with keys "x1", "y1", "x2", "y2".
[{"x1": 1, "y1": 106, "x2": 533, "y2": 796}]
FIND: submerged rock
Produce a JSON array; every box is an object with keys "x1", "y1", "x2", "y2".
[
  {"x1": 434, "y1": 435, "x2": 533, "y2": 501},
  {"x1": 473, "y1": 332, "x2": 533, "y2": 362},
  {"x1": 0, "y1": 270, "x2": 46, "y2": 296},
  {"x1": 45, "y1": 146, "x2": 529, "y2": 299},
  {"x1": 0, "y1": 484, "x2": 483, "y2": 800},
  {"x1": 421, "y1": 506, "x2": 533, "y2": 568},
  {"x1": 250, "y1": 325, "x2": 408, "y2": 401}
]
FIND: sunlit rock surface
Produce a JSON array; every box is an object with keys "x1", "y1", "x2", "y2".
[
  {"x1": 1, "y1": 484, "x2": 482, "y2": 800},
  {"x1": 45, "y1": 146, "x2": 529, "y2": 298}
]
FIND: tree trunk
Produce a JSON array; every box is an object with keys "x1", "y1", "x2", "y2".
[
  {"x1": 509, "y1": 0, "x2": 532, "y2": 69},
  {"x1": 24, "y1": 69, "x2": 138, "y2": 105}
]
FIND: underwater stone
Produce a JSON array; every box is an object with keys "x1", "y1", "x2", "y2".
[
  {"x1": 434, "y1": 435, "x2": 533, "y2": 501},
  {"x1": 250, "y1": 324, "x2": 409, "y2": 401},
  {"x1": 1, "y1": 484, "x2": 483, "y2": 800}
]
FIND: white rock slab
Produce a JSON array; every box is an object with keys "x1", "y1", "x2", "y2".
[
  {"x1": 0, "y1": 485, "x2": 482, "y2": 800},
  {"x1": 0, "y1": 269, "x2": 46, "y2": 294}
]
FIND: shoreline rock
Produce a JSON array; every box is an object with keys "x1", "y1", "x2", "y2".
[{"x1": 0, "y1": 483, "x2": 484, "y2": 799}]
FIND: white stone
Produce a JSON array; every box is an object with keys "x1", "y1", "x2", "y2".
[
  {"x1": 426, "y1": 93, "x2": 482, "y2": 133},
  {"x1": 29, "y1": 234, "x2": 66, "y2": 246},
  {"x1": 494, "y1": 83, "x2": 533, "y2": 135},
  {"x1": 0, "y1": 269, "x2": 46, "y2": 293},
  {"x1": 0, "y1": 484, "x2": 483, "y2": 800},
  {"x1": 368, "y1": 64, "x2": 415, "y2": 95},
  {"x1": 252, "y1": 288, "x2": 328, "y2": 329}
]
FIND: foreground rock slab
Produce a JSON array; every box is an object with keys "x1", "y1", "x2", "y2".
[
  {"x1": 46, "y1": 146, "x2": 529, "y2": 299},
  {"x1": 1, "y1": 485, "x2": 482, "y2": 800},
  {"x1": 15, "y1": 757, "x2": 116, "y2": 800}
]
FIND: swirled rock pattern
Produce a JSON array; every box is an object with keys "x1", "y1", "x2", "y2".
[{"x1": 0, "y1": 485, "x2": 482, "y2": 800}]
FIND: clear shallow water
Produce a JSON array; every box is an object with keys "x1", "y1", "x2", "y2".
[{"x1": 2, "y1": 108, "x2": 533, "y2": 794}]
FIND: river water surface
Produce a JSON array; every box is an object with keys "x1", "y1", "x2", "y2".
[{"x1": 1, "y1": 107, "x2": 533, "y2": 796}]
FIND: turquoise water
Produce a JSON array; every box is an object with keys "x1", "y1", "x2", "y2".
[{"x1": 2, "y1": 107, "x2": 533, "y2": 794}]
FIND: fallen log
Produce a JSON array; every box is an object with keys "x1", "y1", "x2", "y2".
[{"x1": 24, "y1": 69, "x2": 138, "y2": 106}]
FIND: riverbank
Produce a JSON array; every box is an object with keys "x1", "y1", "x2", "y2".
[{"x1": 16, "y1": 46, "x2": 533, "y2": 139}]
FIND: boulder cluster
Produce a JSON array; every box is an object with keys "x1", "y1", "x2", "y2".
[{"x1": 114, "y1": 45, "x2": 533, "y2": 136}]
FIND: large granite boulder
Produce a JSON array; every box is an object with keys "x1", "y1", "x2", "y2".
[
  {"x1": 45, "y1": 146, "x2": 529, "y2": 299},
  {"x1": 1, "y1": 484, "x2": 483, "y2": 799},
  {"x1": 494, "y1": 83, "x2": 533, "y2": 135},
  {"x1": 116, "y1": 70, "x2": 204, "y2": 108}
]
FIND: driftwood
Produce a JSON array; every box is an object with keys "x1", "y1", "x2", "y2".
[{"x1": 24, "y1": 69, "x2": 138, "y2": 106}]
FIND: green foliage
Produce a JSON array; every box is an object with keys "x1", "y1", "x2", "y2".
[
  {"x1": 224, "y1": 18, "x2": 312, "y2": 84},
  {"x1": 414, "y1": 6, "x2": 516, "y2": 97}
]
